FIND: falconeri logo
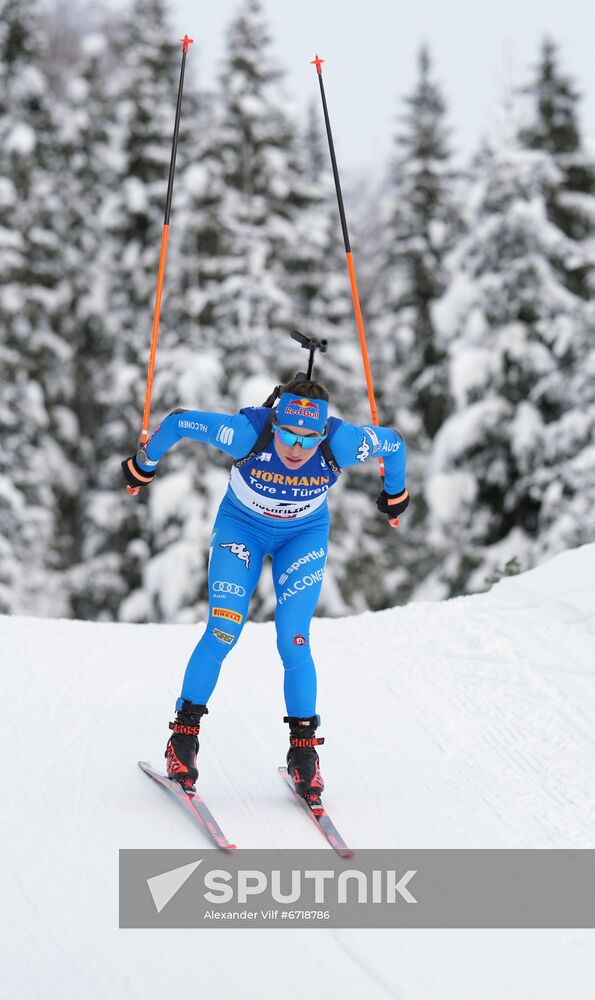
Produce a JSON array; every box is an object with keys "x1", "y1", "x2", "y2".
[
  {"x1": 179, "y1": 419, "x2": 208, "y2": 433},
  {"x1": 278, "y1": 567, "x2": 325, "y2": 606}
]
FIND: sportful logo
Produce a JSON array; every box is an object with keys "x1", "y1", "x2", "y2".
[
  {"x1": 278, "y1": 547, "x2": 325, "y2": 585},
  {"x1": 356, "y1": 436, "x2": 370, "y2": 463},
  {"x1": 213, "y1": 581, "x2": 247, "y2": 597},
  {"x1": 220, "y1": 542, "x2": 251, "y2": 569},
  {"x1": 216, "y1": 425, "x2": 235, "y2": 446}
]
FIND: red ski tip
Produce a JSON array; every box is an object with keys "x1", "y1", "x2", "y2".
[
  {"x1": 180, "y1": 34, "x2": 194, "y2": 53},
  {"x1": 310, "y1": 53, "x2": 325, "y2": 75}
]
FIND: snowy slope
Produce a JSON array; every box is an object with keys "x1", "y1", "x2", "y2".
[{"x1": 1, "y1": 544, "x2": 595, "y2": 999}]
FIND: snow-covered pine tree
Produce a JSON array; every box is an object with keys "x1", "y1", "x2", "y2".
[
  {"x1": 120, "y1": 44, "x2": 222, "y2": 625},
  {"x1": 192, "y1": 0, "x2": 300, "y2": 392},
  {"x1": 0, "y1": 0, "x2": 72, "y2": 615},
  {"x1": 366, "y1": 45, "x2": 461, "y2": 604},
  {"x1": 519, "y1": 37, "x2": 595, "y2": 286},
  {"x1": 517, "y1": 38, "x2": 595, "y2": 561},
  {"x1": 52, "y1": 26, "x2": 129, "y2": 619},
  {"x1": 426, "y1": 141, "x2": 589, "y2": 597},
  {"x1": 74, "y1": 0, "x2": 188, "y2": 621}
]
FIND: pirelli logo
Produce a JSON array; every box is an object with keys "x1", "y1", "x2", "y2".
[{"x1": 213, "y1": 607, "x2": 243, "y2": 624}]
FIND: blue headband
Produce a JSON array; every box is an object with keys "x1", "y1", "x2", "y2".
[{"x1": 275, "y1": 393, "x2": 329, "y2": 434}]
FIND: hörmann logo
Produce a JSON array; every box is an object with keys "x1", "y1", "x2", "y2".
[
  {"x1": 250, "y1": 470, "x2": 330, "y2": 487},
  {"x1": 279, "y1": 548, "x2": 325, "y2": 585}
]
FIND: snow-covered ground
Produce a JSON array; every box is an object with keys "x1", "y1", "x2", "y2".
[{"x1": 1, "y1": 544, "x2": 594, "y2": 999}]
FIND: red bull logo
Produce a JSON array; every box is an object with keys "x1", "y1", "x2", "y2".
[{"x1": 285, "y1": 397, "x2": 319, "y2": 420}]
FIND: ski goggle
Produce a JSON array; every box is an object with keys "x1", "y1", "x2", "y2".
[{"x1": 273, "y1": 418, "x2": 328, "y2": 449}]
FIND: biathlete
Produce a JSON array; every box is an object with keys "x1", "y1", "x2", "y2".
[{"x1": 122, "y1": 375, "x2": 409, "y2": 804}]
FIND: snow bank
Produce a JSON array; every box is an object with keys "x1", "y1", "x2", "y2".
[{"x1": 1, "y1": 543, "x2": 594, "y2": 999}]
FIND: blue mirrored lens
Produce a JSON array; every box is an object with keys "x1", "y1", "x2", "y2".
[{"x1": 274, "y1": 424, "x2": 328, "y2": 448}]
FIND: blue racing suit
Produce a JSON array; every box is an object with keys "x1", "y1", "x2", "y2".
[{"x1": 138, "y1": 407, "x2": 407, "y2": 717}]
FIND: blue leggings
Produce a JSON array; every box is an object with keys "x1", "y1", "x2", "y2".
[{"x1": 179, "y1": 494, "x2": 329, "y2": 717}]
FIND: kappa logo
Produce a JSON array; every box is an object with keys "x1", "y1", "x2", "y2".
[
  {"x1": 220, "y1": 542, "x2": 251, "y2": 569},
  {"x1": 213, "y1": 628, "x2": 234, "y2": 645},
  {"x1": 356, "y1": 436, "x2": 370, "y2": 463},
  {"x1": 216, "y1": 425, "x2": 235, "y2": 446},
  {"x1": 213, "y1": 607, "x2": 243, "y2": 624},
  {"x1": 213, "y1": 581, "x2": 246, "y2": 597}
]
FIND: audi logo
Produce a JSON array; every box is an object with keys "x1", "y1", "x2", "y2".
[{"x1": 213, "y1": 581, "x2": 246, "y2": 597}]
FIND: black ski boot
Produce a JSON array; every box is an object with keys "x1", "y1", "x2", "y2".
[
  {"x1": 285, "y1": 715, "x2": 325, "y2": 804},
  {"x1": 165, "y1": 700, "x2": 208, "y2": 792}
]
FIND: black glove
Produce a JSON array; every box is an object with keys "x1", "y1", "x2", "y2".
[
  {"x1": 376, "y1": 488, "x2": 410, "y2": 526},
  {"x1": 122, "y1": 451, "x2": 156, "y2": 494}
]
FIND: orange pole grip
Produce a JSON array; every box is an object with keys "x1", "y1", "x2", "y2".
[{"x1": 140, "y1": 223, "x2": 170, "y2": 445}]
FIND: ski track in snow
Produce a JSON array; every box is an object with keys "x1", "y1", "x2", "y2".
[{"x1": 0, "y1": 544, "x2": 594, "y2": 999}]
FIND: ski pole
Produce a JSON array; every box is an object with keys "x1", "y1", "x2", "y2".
[
  {"x1": 138, "y1": 33, "x2": 194, "y2": 449},
  {"x1": 310, "y1": 54, "x2": 384, "y2": 477}
]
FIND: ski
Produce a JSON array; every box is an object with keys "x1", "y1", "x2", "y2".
[
  {"x1": 278, "y1": 766, "x2": 353, "y2": 859},
  {"x1": 138, "y1": 761, "x2": 237, "y2": 851}
]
